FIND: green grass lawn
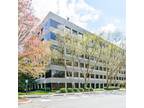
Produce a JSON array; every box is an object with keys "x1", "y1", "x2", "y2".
[{"x1": 18, "y1": 90, "x2": 49, "y2": 96}]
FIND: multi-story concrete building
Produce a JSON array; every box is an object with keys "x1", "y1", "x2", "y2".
[{"x1": 35, "y1": 12, "x2": 126, "y2": 90}]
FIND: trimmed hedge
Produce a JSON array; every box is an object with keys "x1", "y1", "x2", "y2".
[
  {"x1": 104, "y1": 87, "x2": 120, "y2": 90},
  {"x1": 73, "y1": 88, "x2": 80, "y2": 92},
  {"x1": 89, "y1": 88, "x2": 94, "y2": 91},
  {"x1": 79, "y1": 88, "x2": 84, "y2": 92},
  {"x1": 60, "y1": 88, "x2": 67, "y2": 93},
  {"x1": 67, "y1": 88, "x2": 73, "y2": 92},
  {"x1": 84, "y1": 87, "x2": 90, "y2": 92}
]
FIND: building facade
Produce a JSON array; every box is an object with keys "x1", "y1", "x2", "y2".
[{"x1": 35, "y1": 12, "x2": 126, "y2": 90}]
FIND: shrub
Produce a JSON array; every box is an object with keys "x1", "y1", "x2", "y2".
[
  {"x1": 84, "y1": 87, "x2": 90, "y2": 92},
  {"x1": 73, "y1": 88, "x2": 79, "y2": 92},
  {"x1": 79, "y1": 88, "x2": 84, "y2": 92},
  {"x1": 67, "y1": 88, "x2": 73, "y2": 93},
  {"x1": 104, "y1": 87, "x2": 120, "y2": 90},
  {"x1": 60, "y1": 88, "x2": 67, "y2": 93},
  {"x1": 89, "y1": 88, "x2": 94, "y2": 91}
]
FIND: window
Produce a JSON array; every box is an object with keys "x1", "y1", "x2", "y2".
[
  {"x1": 104, "y1": 83, "x2": 107, "y2": 87},
  {"x1": 74, "y1": 72, "x2": 79, "y2": 77},
  {"x1": 100, "y1": 84, "x2": 103, "y2": 88},
  {"x1": 53, "y1": 70, "x2": 65, "y2": 78},
  {"x1": 66, "y1": 71, "x2": 72, "y2": 77},
  {"x1": 51, "y1": 58, "x2": 64, "y2": 66},
  {"x1": 100, "y1": 75, "x2": 103, "y2": 79},
  {"x1": 72, "y1": 29, "x2": 77, "y2": 35},
  {"x1": 45, "y1": 70, "x2": 51, "y2": 78},
  {"x1": 85, "y1": 64, "x2": 89, "y2": 68},
  {"x1": 99, "y1": 66, "x2": 103, "y2": 71},
  {"x1": 78, "y1": 32, "x2": 83, "y2": 38},
  {"x1": 103, "y1": 67, "x2": 106, "y2": 71},
  {"x1": 80, "y1": 63, "x2": 84, "y2": 68},
  {"x1": 91, "y1": 74, "x2": 94, "y2": 78},
  {"x1": 65, "y1": 26, "x2": 71, "y2": 33},
  {"x1": 96, "y1": 74, "x2": 99, "y2": 79},
  {"x1": 104, "y1": 75, "x2": 106, "y2": 79},
  {"x1": 66, "y1": 60, "x2": 72, "y2": 66},
  {"x1": 80, "y1": 73, "x2": 84, "y2": 78},
  {"x1": 49, "y1": 19, "x2": 60, "y2": 28},
  {"x1": 74, "y1": 61, "x2": 78, "y2": 67},
  {"x1": 95, "y1": 66, "x2": 99, "y2": 70},
  {"x1": 66, "y1": 48, "x2": 71, "y2": 55},
  {"x1": 96, "y1": 83, "x2": 99, "y2": 88}
]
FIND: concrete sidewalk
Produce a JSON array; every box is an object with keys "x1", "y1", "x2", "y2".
[{"x1": 19, "y1": 90, "x2": 125, "y2": 98}]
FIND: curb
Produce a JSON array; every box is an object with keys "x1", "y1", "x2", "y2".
[{"x1": 18, "y1": 99, "x2": 32, "y2": 104}]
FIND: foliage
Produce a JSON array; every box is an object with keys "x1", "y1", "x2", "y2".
[
  {"x1": 18, "y1": 72, "x2": 36, "y2": 92},
  {"x1": 89, "y1": 88, "x2": 94, "y2": 91},
  {"x1": 67, "y1": 88, "x2": 73, "y2": 92},
  {"x1": 18, "y1": 36, "x2": 51, "y2": 77},
  {"x1": 84, "y1": 87, "x2": 90, "y2": 92},
  {"x1": 104, "y1": 87, "x2": 120, "y2": 90},
  {"x1": 73, "y1": 88, "x2": 80, "y2": 92},
  {"x1": 79, "y1": 88, "x2": 84, "y2": 92},
  {"x1": 18, "y1": 0, "x2": 39, "y2": 46},
  {"x1": 59, "y1": 88, "x2": 67, "y2": 93}
]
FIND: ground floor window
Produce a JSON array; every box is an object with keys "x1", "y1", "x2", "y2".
[
  {"x1": 80, "y1": 83, "x2": 84, "y2": 88},
  {"x1": 100, "y1": 84, "x2": 103, "y2": 88},
  {"x1": 91, "y1": 83, "x2": 94, "y2": 88},
  {"x1": 104, "y1": 83, "x2": 107, "y2": 87},
  {"x1": 75, "y1": 83, "x2": 79, "y2": 88},
  {"x1": 96, "y1": 83, "x2": 99, "y2": 88},
  {"x1": 53, "y1": 70, "x2": 65, "y2": 78},
  {"x1": 67, "y1": 83, "x2": 72, "y2": 88}
]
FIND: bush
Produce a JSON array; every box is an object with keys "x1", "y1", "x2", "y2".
[
  {"x1": 73, "y1": 88, "x2": 79, "y2": 92},
  {"x1": 67, "y1": 88, "x2": 73, "y2": 93},
  {"x1": 79, "y1": 88, "x2": 84, "y2": 92},
  {"x1": 104, "y1": 87, "x2": 120, "y2": 90},
  {"x1": 60, "y1": 88, "x2": 67, "y2": 93},
  {"x1": 89, "y1": 88, "x2": 94, "y2": 91},
  {"x1": 84, "y1": 87, "x2": 90, "y2": 92}
]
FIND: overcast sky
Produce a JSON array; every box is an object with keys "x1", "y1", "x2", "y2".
[{"x1": 32, "y1": 0, "x2": 125, "y2": 47}]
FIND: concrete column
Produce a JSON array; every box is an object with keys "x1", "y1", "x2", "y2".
[
  {"x1": 65, "y1": 83, "x2": 67, "y2": 88},
  {"x1": 78, "y1": 83, "x2": 80, "y2": 88},
  {"x1": 72, "y1": 82, "x2": 75, "y2": 88},
  {"x1": 37, "y1": 84, "x2": 39, "y2": 89},
  {"x1": 94, "y1": 83, "x2": 96, "y2": 89},
  {"x1": 41, "y1": 84, "x2": 43, "y2": 89},
  {"x1": 90, "y1": 83, "x2": 92, "y2": 88}
]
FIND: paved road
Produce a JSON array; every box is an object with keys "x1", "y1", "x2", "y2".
[{"x1": 19, "y1": 91, "x2": 126, "y2": 108}]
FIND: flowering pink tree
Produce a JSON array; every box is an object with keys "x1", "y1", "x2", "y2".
[
  {"x1": 18, "y1": 0, "x2": 51, "y2": 77},
  {"x1": 18, "y1": 0, "x2": 39, "y2": 46}
]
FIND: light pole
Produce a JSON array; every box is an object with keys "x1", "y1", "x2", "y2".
[{"x1": 25, "y1": 79, "x2": 28, "y2": 95}]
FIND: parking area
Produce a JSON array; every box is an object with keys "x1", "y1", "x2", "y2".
[{"x1": 19, "y1": 91, "x2": 126, "y2": 108}]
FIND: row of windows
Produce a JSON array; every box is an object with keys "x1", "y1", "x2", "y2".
[
  {"x1": 36, "y1": 83, "x2": 124, "y2": 90},
  {"x1": 66, "y1": 60, "x2": 107, "y2": 71},
  {"x1": 66, "y1": 72, "x2": 125, "y2": 80},
  {"x1": 65, "y1": 26, "x2": 83, "y2": 37},
  {"x1": 43, "y1": 70, "x2": 125, "y2": 81}
]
